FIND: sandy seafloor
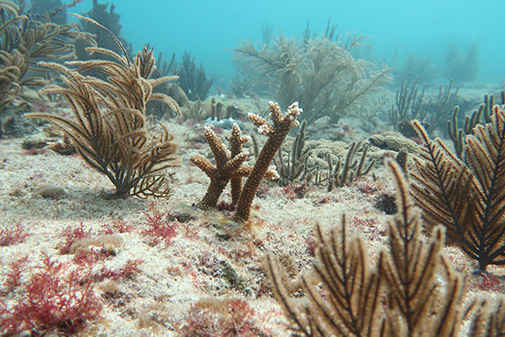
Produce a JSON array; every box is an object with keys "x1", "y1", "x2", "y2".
[{"x1": 0, "y1": 93, "x2": 504, "y2": 336}]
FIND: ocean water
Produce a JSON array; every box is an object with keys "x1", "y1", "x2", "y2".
[{"x1": 71, "y1": 0, "x2": 505, "y2": 86}]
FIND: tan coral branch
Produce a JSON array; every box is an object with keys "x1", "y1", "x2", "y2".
[{"x1": 233, "y1": 101, "x2": 301, "y2": 223}]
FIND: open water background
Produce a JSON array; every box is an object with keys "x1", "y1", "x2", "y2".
[{"x1": 72, "y1": 0, "x2": 505, "y2": 85}]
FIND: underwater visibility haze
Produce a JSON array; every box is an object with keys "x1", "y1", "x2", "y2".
[
  {"x1": 74, "y1": 0, "x2": 505, "y2": 83},
  {"x1": 2, "y1": 0, "x2": 505, "y2": 335}
]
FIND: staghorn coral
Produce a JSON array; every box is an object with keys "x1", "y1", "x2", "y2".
[
  {"x1": 191, "y1": 122, "x2": 278, "y2": 210},
  {"x1": 190, "y1": 124, "x2": 250, "y2": 210},
  {"x1": 25, "y1": 21, "x2": 181, "y2": 198},
  {"x1": 228, "y1": 122, "x2": 251, "y2": 205},
  {"x1": 233, "y1": 101, "x2": 301, "y2": 223},
  {"x1": 411, "y1": 103, "x2": 505, "y2": 272},
  {"x1": 192, "y1": 101, "x2": 301, "y2": 222}
]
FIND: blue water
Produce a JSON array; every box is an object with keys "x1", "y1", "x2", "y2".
[{"x1": 72, "y1": 0, "x2": 505, "y2": 85}]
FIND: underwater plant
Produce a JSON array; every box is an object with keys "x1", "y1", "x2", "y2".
[
  {"x1": 26, "y1": 20, "x2": 181, "y2": 198},
  {"x1": 411, "y1": 102, "x2": 505, "y2": 272},
  {"x1": 233, "y1": 34, "x2": 390, "y2": 126},
  {"x1": 0, "y1": 254, "x2": 103, "y2": 335},
  {"x1": 265, "y1": 160, "x2": 505, "y2": 336}
]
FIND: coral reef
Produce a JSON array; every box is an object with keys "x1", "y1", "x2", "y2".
[
  {"x1": 3, "y1": 4, "x2": 505, "y2": 335},
  {"x1": 26, "y1": 38, "x2": 181, "y2": 198}
]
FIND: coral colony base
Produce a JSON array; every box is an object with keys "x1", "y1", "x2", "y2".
[{"x1": 1, "y1": 2, "x2": 505, "y2": 336}]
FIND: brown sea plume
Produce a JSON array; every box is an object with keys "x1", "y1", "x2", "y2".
[{"x1": 26, "y1": 28, "x2": 180, "y2": 198}]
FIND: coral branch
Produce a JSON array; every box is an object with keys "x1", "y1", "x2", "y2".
[
  {"x1": 190, "y1": 125, "x2": 250, "y2": 209},
  {"x1": 233, "y1": 101, "x2": 301, "y2": 223}
]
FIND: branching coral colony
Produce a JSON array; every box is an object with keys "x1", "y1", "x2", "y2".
[
  {"x1": 25, "y1": 18, "x2": 181, "y2": 198},
  {"x1": 191, "y1": 101, "x2": 301, "y2": 223},
  {"x1": 265, "y1": 160, "x2": 505, "y2": 337}
]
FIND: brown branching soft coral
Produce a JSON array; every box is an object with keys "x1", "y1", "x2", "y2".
[
  {"x1": 264, "y1": 160, "x2": 505, "y2": 337},
  {"x1": 411, "y1": 103, "x2": 505, "y2": 272},
  {"x1": 0, "y1": 1, "x2": 95, "y2": 114},
  {"x1": 26, "y1": 42, "x2": 180, "y2": 198}
]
